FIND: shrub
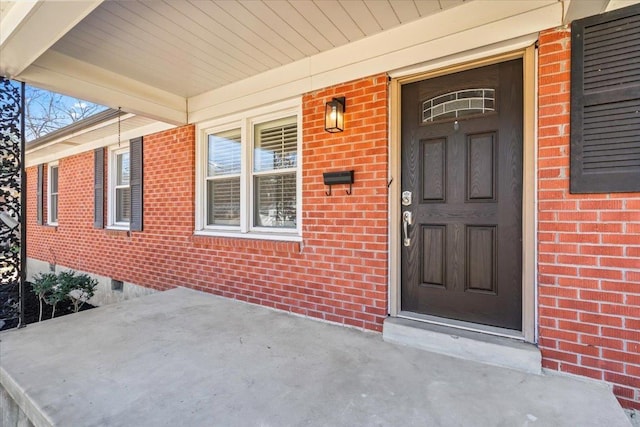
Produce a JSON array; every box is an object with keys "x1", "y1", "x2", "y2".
[
  {"x1": 58, "y1": 270, "x2": 97, "y2": 313},
  {"x1": 45, "y1": 279, "x2": 68, "y2": 319},
  {"x1": 31, "y1": 270, "x2": 98, "y2": 320},
  {"x1": 31, "y1": 272, "x2": 57, "y2": 322}
]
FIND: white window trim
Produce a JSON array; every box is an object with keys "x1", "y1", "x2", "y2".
[
  {"x1": 107, "y1": 142, "x2": 130, "y2": 230},
  {"x1": 47, "y1": 162, "x2": 59, "y2": 226},
  {"x1": 195, "y1": 98, "x2": 302, "y2": 241}
]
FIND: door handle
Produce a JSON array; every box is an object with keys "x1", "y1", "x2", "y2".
[{"x1": 402, "y1": 211, "x2": 413, "y2": 247}]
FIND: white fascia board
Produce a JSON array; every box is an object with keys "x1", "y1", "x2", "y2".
[
  {"x1": 605, "y1": 0, "x2": 640, "y2": 11},
  {"x1": 388, "y1": 33, "x2": 538, "y2": 79},
  {"x1": 0, "y1": 0, "x2": 103, "y2": 78},
  {"x1": 189, "y1": 0, "x2": 561, "y2": 123},
  {"x1": 563, "y1": 0, "x2": 610, "y2": 23},
  {"x1": 190, "y1": 77, "x2": 312, "y2": 125},
  {"x1": 19, "y1": 50, "x2": 187, "y2": 125},
  {"x1": 307, "y1": 0, "x2": 556, "y2": 78},
  {"x1": 189, "y1": 59, "x2": 312, "y2": 121},
  {"x1": 25, "y1": 121, "x2": 175, "y2": 168},
  {"x1": 0, "y1": 1, "x2": 38, "y2": 45},
  {"x1": 315, "y1": 5, "x2": 559, "y2": 87},
  {"x1": 26, "y1": 113, "x2": 136, "y2": 155}
]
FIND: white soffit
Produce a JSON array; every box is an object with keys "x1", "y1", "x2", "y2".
[
  {"x1": 9, "y1": 0, "x2": 463, "y2": 126},
  {"x1": 6, "y1": 0, "x2": 566, "y2": 126},
  {"x1": 0, "y1": 0, "x2": 103, "y2": 77},
  {"x1": 188, "y1": 0, "x2": 562, "y2": 123},
  {"x1": 47, "y1": 0, "x2": 461, "y2": 98}
]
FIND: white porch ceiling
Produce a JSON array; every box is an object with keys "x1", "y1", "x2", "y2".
[
  {"x1": 51, "y1": 0, "x2": 462, "y2": 99},
  {"x1": 1, "y1": 0, "x2": 634, "y2": 127}
]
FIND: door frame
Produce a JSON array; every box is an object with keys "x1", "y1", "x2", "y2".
[{"x1": 388, "y1": 46, "x2": 537, "y2": 343}]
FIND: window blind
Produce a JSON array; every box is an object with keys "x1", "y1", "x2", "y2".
[
  {"x1": 208, "y1": 132, "x2": 241, "y2": 177},
  {"x1": 254, "y1": 120, "x2": 297, "y2": 172},
  {"x1": 207, "y1": 130, "x2": 241, "y2": 226},
  {"x1": 253, "y1": 118, "x2": 297, "y2": 228}
]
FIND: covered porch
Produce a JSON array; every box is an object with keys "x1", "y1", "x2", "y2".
[{"x1": 1, "y1": 287, "x2": 630, "y2": 426}]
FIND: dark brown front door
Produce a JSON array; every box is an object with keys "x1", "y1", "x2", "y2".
[{"x1": 401, "y1": 59, "x2": 523, "y2": 330}]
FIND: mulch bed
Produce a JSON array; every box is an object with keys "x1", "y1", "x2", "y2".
[{"x1": 0, "y1": 282, "x2": 95, "y2": 331}]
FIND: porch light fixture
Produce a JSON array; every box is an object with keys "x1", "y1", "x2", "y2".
[{"x1": 324, "y1": 97, "x2": 346, "y2": 133}]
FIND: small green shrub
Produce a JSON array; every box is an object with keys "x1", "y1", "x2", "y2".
[
  {"x1": 58, "y1": 270, "x2": 97, "y2": 313},
  {"x1": 31, "y1": 270, "x2": 98, "y2": 320},
  {"x1": 31, "y1": 272, "x2": 57, "y2": 322}
]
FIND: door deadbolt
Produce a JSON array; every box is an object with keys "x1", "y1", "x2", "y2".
[{"x1": 402, "y1": 191, "x2": 412, "y2": 206}]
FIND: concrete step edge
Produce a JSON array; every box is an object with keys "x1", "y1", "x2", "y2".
[{"x1": 383, "y1": 317, "x2": 542, "y2": 375}]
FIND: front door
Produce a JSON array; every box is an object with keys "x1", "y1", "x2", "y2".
[{"x1": 400, "y1": 60, "x2": 523, "y2": 330}]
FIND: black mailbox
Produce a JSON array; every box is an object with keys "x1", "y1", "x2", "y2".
[{"x1": 323, "y1": 170, "x2": 354, "y2": 195}]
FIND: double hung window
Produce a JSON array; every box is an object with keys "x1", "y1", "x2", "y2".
[
  {"x1": 109, "y1": 145, "x2": 130, "y2": 228},
  {"x1": 48, "y1": 163, "x2": 59, "y2": 225},
  {"x1": 197, "y1": 100, "x2": 301, "y2": 240}
]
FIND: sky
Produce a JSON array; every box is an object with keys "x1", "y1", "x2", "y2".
[{"x1": 6, "y1": 79, "x2": 107, "y2": 141}]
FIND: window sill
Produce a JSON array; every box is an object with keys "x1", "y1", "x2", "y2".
[
  {"x1": 105, "y1": 228, "x2": 130, "y2": 238},
  {"x1": 191, "y1": 231, "x2": 303, "y2": 253},
  {"x1": 195, "y1": 229, "x2": 301, "y2": 242}
]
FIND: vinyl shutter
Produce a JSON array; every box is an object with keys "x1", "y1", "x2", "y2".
[
  {"x1": 130, "y1": 137, "x2": 143, "y2": 232},
  {"x1": 570, "y1": 3, "x2": 640, "y2": 193},
  {"x1": 94, "y1": 148, "x2": 104, "y2": 228},
  {"x1": 36, "y1": 164, "x2": 43, "y2": 225}
]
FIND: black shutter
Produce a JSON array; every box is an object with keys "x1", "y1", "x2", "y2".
[
  {"x1": 36, "y1": 164, "x2": 43, "y2": 225},
  {"x1": 571, "y1": 3, "x2": 640, "y2": 193},
  {"x1": 94, "y1": 148, "x2": 104, "y2": 228},
  {"x1": 130, "y1": 137, "x2": 143, "y2": 232}
]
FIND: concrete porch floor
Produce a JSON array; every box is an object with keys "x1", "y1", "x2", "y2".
[{"x1": 0, "y1": 287, "x2": 631, "y2": 427}]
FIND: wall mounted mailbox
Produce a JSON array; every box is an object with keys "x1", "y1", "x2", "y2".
[{"x1": 323, "y1": 170, "x2": 354, "y2": 196}]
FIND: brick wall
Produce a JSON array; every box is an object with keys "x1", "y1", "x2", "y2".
[
  {"x1": 27, "y1": 74, "x2": 389, "y2": 332},
  {"x1": 537, "y1": 28, "x2": 640, "y2": 410}
]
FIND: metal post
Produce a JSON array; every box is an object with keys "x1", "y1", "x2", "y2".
[{"x1": 18, "y1": 81, "x2": 26, "y2": 328}]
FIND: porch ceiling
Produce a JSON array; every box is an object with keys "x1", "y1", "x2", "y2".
[{"x1": 0, "y1": 0, "x2": 634, "y2": 127}]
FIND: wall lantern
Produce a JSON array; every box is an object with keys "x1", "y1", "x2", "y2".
[{"x1": 324, "y1": 97, "x2": 346, "y2": 133}]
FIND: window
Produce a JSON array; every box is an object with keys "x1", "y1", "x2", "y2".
[
  {"x1": 570, "y1": 3, "x2": 640, "y2": 193},
  {"x1": 98, "y1": 138, "x2": 142, "y2": 231},
  {"x1": 253, "y1": 118, "x2": 298, "y2": 228},
  {"x1": 422, "y1": 89, "x2": 495, "y2": 123},
  {"x1": 207, "y1": 129, "x2": 241, "y2": 226},
  {"x1": 108, "y1": 144, "x2": 130, "y2": 228},
  {"x1": 36, "y1": 164, "x2": 43, "y2": 225},
  {"x1": 196, "y1": 99, "x2": 301, "y2": 240},
  {"x1": 48, "y1": 163, "x2": 59, "y2": 225}
]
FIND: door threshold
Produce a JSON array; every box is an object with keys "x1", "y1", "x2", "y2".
[
  {"x1": 398, "y1": 311, "x2": 525, "y2": 341},
  {"x1": 385, "y1": 314, "x2": 541, "y2": 374}
]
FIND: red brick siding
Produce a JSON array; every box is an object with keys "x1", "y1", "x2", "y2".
[
  {"x1": 538, "y1": 28, "x2": 640, "y2": 410},
  {"x1": 27, "y1": 75, "x2": 389, "y2": 332}
]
